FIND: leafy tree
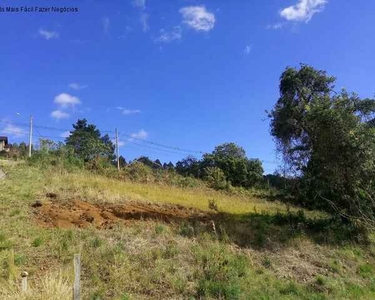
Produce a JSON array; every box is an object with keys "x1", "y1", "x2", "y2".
[
  {"x1": 176, "y1": 143, "x2": 264, "y2": 188},
  {"x1": 65, "y1": 119, "x2": 115, "y2": 162},
  {"x1": 119, "y1": 155, "x2": 127, "y2": 168},
  {"x1": 137, "y1": 156, "x2": 162, "y2": 169},
  {"x1": 163, "y1": 161, "x2": 175, "y2": 170},
  {"x1": 39, "y1": 139, "x2": 57, "y2": 152},
  {"x1": 176, "y1": 156, "x2": 201, "y2": 177},
  {"x1": 154, "y1": 159, "x2": 163, "y2": 169},
  {"x1": 202, "y1": 143, "x2": 263, "y2": 188},
  {"x1": 270, "y1": 64, "x2": 375, "y2": 225}
]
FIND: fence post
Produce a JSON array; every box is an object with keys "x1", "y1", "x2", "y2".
[
  {"x1": 21, "y1": 271, "x2": 28, "y2": 293},
  {"x1": 73, "y1": 254, "x2": 81, "y2": 300}
]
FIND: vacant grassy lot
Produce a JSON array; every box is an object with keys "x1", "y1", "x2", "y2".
[{"x1": 1, "y1": 163, "x2": 375, "y2": 299}]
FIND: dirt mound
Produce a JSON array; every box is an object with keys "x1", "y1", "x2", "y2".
[{"x1": 34, "y1": 199, "x2": 211, "y2": 229}]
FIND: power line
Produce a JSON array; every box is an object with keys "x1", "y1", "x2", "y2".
[
  {"x1": 119, "y1": 133, "x2": 204, "y2": 155},
  {"x1": 126, "y1": 140, "x2": 191, "y2": 155},
  {"x1": 1, "y1": 120, "x2": 202, "y2": 154},
  {"x1": 1, "y1": 119, "x2": 280, "y2": 164}
]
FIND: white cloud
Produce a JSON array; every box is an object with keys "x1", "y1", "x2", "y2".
[
  {"x1": 60, "y1": 131, "x2": 70, "y2": 138},
  {"x1": 116, "y1": 107, "x2": 141, "y2": 115},
  {"x1": 280, "y1": 0, "x2": 327, "y2": 22},
  {"x1": 155, "y1": 26, "x2": 182, "y2": 43},
  {"x1": 69, "y1": 83, "x2": 88, "y2": 90},
  {"x1": 244, "y1": 45, "x2": 252, "y2": 55},
  {"x1": 38, "y1": 29, "x2": 59, "y2": 40},
  {"x1": 266, "y1": 22, "x2": 284, "y2": 30},
  {"x1": 0, "y1": 124, "x2": 26, "y2": 137},
  {"x1": 102, "y1": 16, "x2": 110, "y2": 34},
  {"x1": 129, "y1": 129, "x2": 148, "y2": 141},
  {"x1": 140, "y1": 13, "x2": 149, "y2": 32},
  {"x1": 132, "y1": 0, "x2": 146, "y2": 10},
  {"x1": 51, "y1": 110, "x2": 70, "y2": 120},
  {"x1": 179, "y1": 6, "x2": 215, "y2": 32},
  {"x1": 54, "y1": 93, "x2": 81, "y2": 108}
]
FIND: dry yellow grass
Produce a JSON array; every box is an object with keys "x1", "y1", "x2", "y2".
[
  {"x1": 0, "y1": 271, "x2": 71, "y2": 300},
  {"x1": 43, "y1": 170, "x2": 321, "y2": 219},
  {"x1": 1, "y1": 164, "x2": 375, "y2": 299}
]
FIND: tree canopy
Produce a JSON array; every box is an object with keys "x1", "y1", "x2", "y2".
[
  {"x1": 65, "y1": 119, "x2": 115, "y2": 162},
  {"x1": 175, "y1": 143, "x2": 264, "y2": 189},
  {"x1": 270, "y1": 65, "x2": 375, "y2": 224}
]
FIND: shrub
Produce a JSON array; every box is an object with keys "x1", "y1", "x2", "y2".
[
  {"x1": 204, "y1": 167, "x2": 227, "y2": 190},
  {"x1": 124, "y1": 161, "x2": 153, "y2": 183},
  {"x1": 194, "y1": 241, "x2": 247, "y2": 299}
]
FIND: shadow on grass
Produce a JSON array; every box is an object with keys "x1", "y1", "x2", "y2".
[{"x1": 178, "y1": 209, "x2": 369, "y2": 250}]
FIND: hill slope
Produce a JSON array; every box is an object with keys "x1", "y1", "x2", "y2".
[{"x1": 1, "y1": 163, "x2": 375, "y2": 299}]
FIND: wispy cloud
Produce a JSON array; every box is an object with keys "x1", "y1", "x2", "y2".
[
  {"x1": 266, "y1": 22, "x2": 284, "y2": 30},
  {"x1": 155, "y1": 26, "x2": 182, "y2": 43},
  {"x1": 102, "y1": 16, "x2": 110, "y2": 34},
  {"x1": 244, "y1": 45, "x2": 252, "y2": 55},
  {"x1": 280, "y1": 0, "x2": 327, "y2": 22},
  {"x1": 140, "y1": 13, "x2": 149, "y2": 32},
  {"x1": 54, "y1": 93, "x2": 81, "y2": 108},
  {"x1": 116, "y1": 107, "x2": 141, "y2": 115},
  {"x1": 69, "y1": 83, "x2": 88, "y2": 90},
  {"x1": 60, "y1": 131, "x2": 70, "y2": 138},
  {"x1": 129, "y1": 129, "x2": 148, "y2": 141},
  {"x1": 179, "y1": 6, "x2": 215, "y2": 32},
  {"x1": 132, "y1": 0, "x2": 146, "y2": 10},
  {"x1": 0, "y1": 123, "x2": 26, "y2": 137},
  {"x1": 38, "y1": 28, "x2": 59, "y2": 40},
  {"x1": 51, "y1": 110, "x2": 70, "y2": 120},
  {"x1": 112, "y1": 138, "x2": 126, "y2": 146}
]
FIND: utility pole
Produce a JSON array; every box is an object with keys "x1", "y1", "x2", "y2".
[
  {"x1": 28, "y1": 115, "x2": 33, "y2": 157},
  {"x1": 115, "y1": 128, "x2": 120, "y2": 170}
]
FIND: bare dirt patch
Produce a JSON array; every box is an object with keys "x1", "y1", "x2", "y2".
[{"x1": 33, "y1": 199, "x2": 211, "y2": 229}]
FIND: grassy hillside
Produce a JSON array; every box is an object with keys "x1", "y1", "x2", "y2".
[{"x1": 1, "y1": 162, "x2": 375, "y2": 299}]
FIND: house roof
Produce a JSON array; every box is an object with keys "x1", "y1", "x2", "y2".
[{"x1": 0, "y1": 136, "x2": 8, "y2": 145}]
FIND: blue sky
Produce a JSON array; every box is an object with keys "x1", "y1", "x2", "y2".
[{"x1": 1, "y1": 0, "x2": 375, "y2": 173}]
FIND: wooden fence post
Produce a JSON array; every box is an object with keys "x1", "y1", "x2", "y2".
[
  {"x1": 73, "y1": 254, "x2": 81, "y2": 300},
  {"x1": 21, "y1": 271, "x2": 28, "y2": 293}
]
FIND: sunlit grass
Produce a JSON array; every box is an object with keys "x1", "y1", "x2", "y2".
[
  {"x1": 43, "y1": 170, "x2": 323, "y2": 219},
  {"x1": 0, "y1": 163, "x2": 374, "y2": 299}
]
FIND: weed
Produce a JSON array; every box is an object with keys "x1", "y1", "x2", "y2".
[
  {"x1": 0, "y1": 234, "x2": 12, "y2": 251},
  {"x1": 32, "y1": 237, "x2": 43, "y2": 247},
  {"x1": 155, "y1": 224, "x2": 165, "y2": 235},
  {"x1": 179, "y1": 222, "x2": 195, "y2": 238},
  {"x1": 194, "y1": 241, "x2": 247, "y2": 299},
  {"x1": 91, "y1": 236, "x2": 103, "y2": 248},
  {"x1": 14, "y1": 253, "x2": 26, "y2": 266},
  {"x1": 358, "y1": 263, "x2": 374, "y2": 278},
  {"x1": 121, "y1": 293, "x2": 130, "y2": 300},
  {"x1": 208, "y1": 199, "x2": 218, "y2": 211},
  {"x1": 9, "y1": 209, "x2": 20, "y2": 217},
  {"x1": 316, "y1": 275, "x2": 326, "y2": 286},
  {"x1": 262, "y1": 257, "x2": 272, "y2": 269}
]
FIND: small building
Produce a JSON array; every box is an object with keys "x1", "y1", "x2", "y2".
[{"x1": 0, "y1": 136, "x2": 9, "y2": 152}]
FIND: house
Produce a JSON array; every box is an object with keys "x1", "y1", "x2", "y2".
[{"x1": 0, "y1": 136, "x2": 9, "y2": 152}]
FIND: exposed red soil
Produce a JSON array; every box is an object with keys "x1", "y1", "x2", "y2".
[{"x1": 33, "y1": 199, "x2": 211, "y2": 229}]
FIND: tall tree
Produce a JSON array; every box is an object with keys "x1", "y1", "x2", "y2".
[
  {"x1": 66, "y1": 119, "x2": 115, "y2": 161},
  {"x1": 270, "y1": 65, "x2": 375, "y2": 224}
]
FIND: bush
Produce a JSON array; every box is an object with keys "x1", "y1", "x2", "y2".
[
  {"x1": 204, "y1": 167, "x2": 227, "y2": 190},
  {"x1": 194, "y1": 241, "x2": 247, "y2": 299},
  {"x1": 124, "y1": 161, "x2": 153, "y2": 183},
  {"x1": 28, "y1": 145, "x2": 84, "y2": 171}
]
